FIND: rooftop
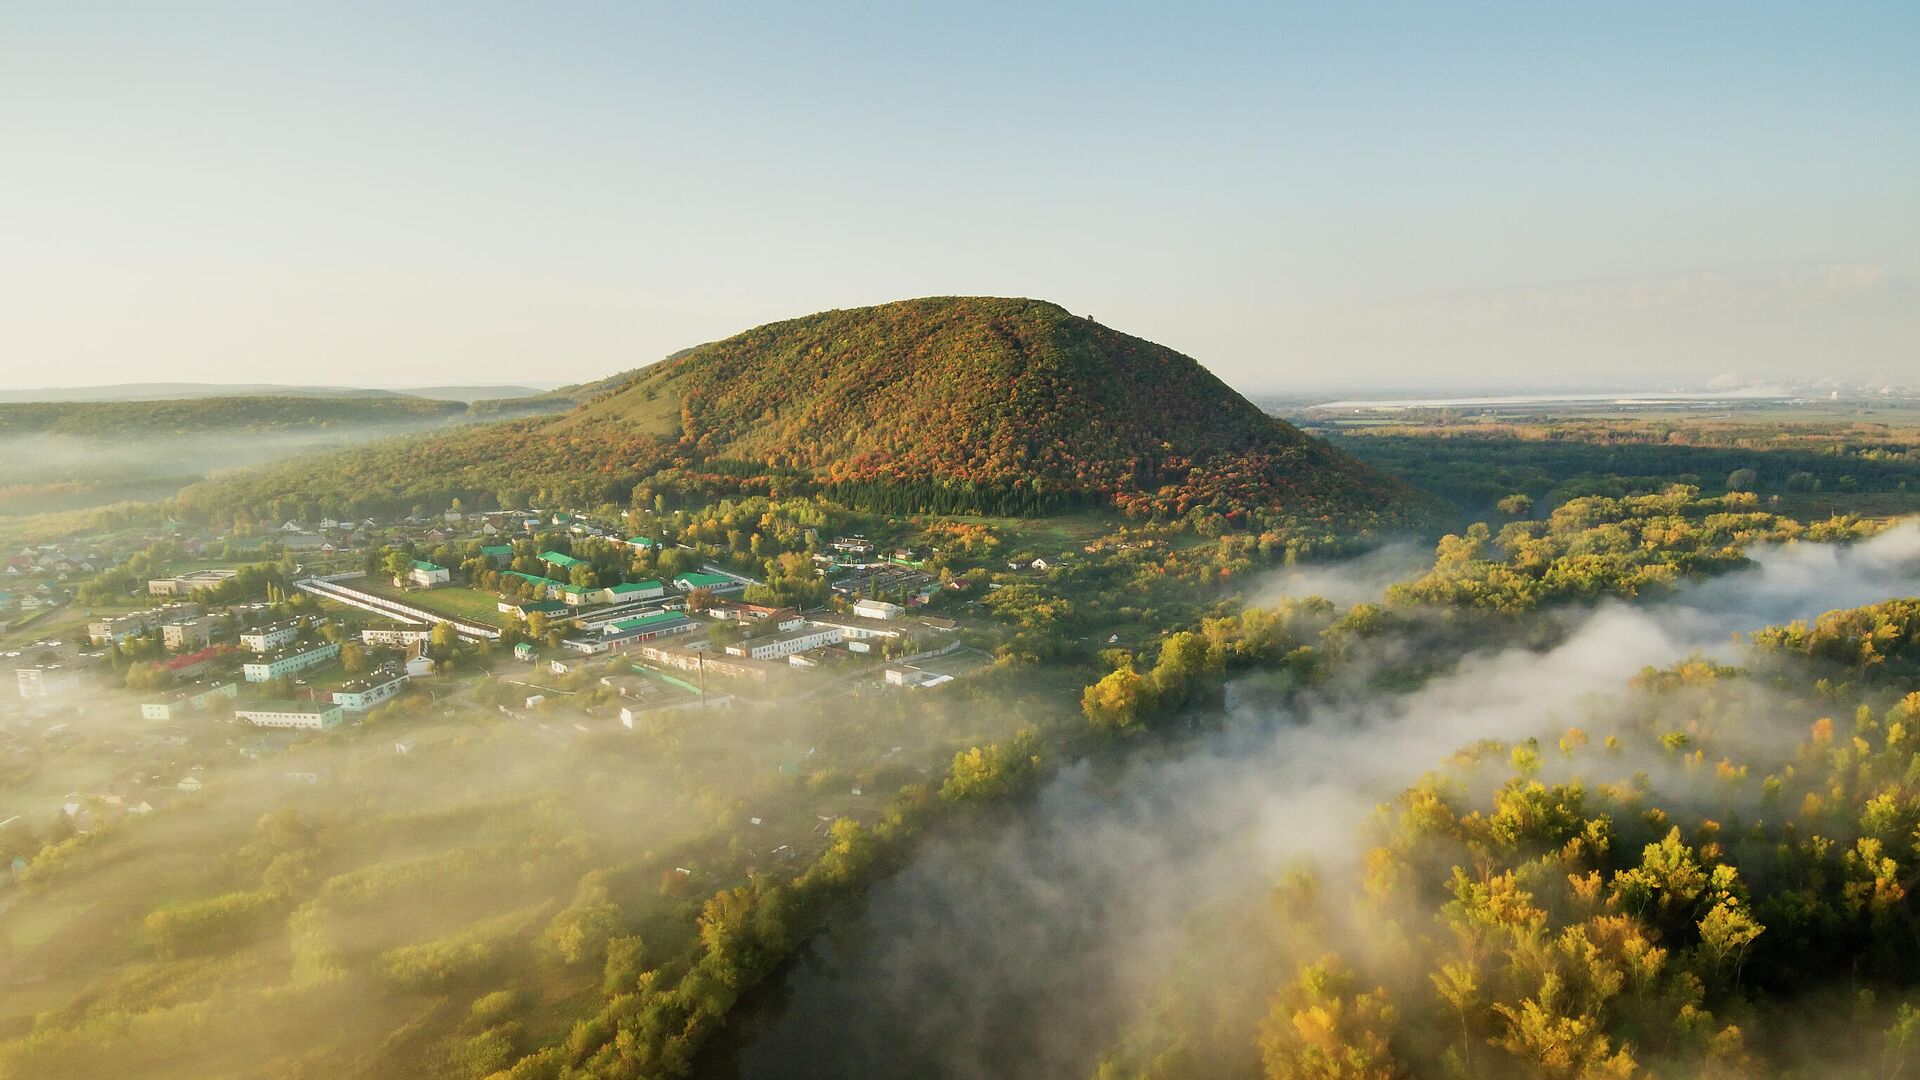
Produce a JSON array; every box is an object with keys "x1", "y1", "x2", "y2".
[
  {"x1": 759, "y1": 625, "x2": 840, "y2": 646},
  {"x1": 511, "y1": 599, "x2": 570, "y2": 614},
  {"x1": 610, "y1": 611, "x2": 691, "y2": 633},
  {"x1": 334, "y1": 669, "x2": 408, "y2": 692},
  {"x1": 246, "y1": 642, "x2": 337, "y2": 663},
  {"x1": 539, "y1": 550, "x2": 584, "y2": 568},
  {"x1": 239, "y1": 699, "x2": 338, "y2": 714}
]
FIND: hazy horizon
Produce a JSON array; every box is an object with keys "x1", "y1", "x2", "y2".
[{"x1": 4, "y1": 3, "x2": 1915, "y2": 391}]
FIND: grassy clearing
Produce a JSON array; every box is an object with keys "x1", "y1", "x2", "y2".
[
  {"x1": 936, "y1": 512, "x2": 1117, "y2": 554},
  {"x1": 347, "y1": 579, "x2": 508, "y2": 628}
]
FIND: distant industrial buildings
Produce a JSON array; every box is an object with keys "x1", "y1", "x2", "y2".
[{"x1": 147, "y1": 569, "x2": 237, "y2": 596}]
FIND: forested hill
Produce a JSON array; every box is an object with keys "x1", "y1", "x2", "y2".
[
  {"x1": 564, "y1": 297, "x2": 1413, "y2": 519},
  {"x1": 178, "y1": 297, "x2": 1428, "y2": 528}
]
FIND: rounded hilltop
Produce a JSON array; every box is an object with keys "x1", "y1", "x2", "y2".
[{"x1": 557, "y1": 296, "x2": 1425, "y2": 523}]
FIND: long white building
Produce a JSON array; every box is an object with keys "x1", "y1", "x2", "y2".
[
  {"x1": 331, "y1": 668, "x2": 410, "y2": 711},
  {"x1": 242, "y1": 641, "x2": 341, "y2": 683},
  {"x1": 236, "y1": 700, "x2": 344, "y2": 731},
  {"x1": 727, "y1": 625, "x2": 842, "y2": 661},
  {"x1": 361, "y1": 624, "x2": 433, "y2": 647},
  {"x1": 240, "y1": 622, "x2": 300, "y2": 652}
]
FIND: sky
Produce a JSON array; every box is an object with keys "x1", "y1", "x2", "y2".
[{"x1": 2, "y1": 2, "x2": 1915, "y2": 393}]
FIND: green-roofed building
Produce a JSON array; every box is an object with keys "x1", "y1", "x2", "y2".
[
  {"x1": 673, "y1": 572, "x2": 734, "y2": 590},
  {"x1": 407, "y1": 560, "x2": 450, "y2": 586},
  {"x1": 606, "y1": 580, "x2": 664, "y2": 600},
  {"x1": 624, "y1": 536, "x2": 656, "y2": 549},
  {"x1": 593, "y1": 610, "x2": 695, "y2": 645},
  {"x1": 480, "y1": 544, "x2": 514, "y2": 564},
  {"x1": 502, "y1": 570, "x2": 567, "y2": 600},
  {"x1": 540, "y1": 550, "x2": 584, "y2": 570},
  {"x1": 611, "y1": 611, "x2": 687, "y2": 633}
]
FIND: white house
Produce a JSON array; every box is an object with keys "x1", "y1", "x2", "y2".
[
  {"x1": 406, "y1": 560, "x2": 450, "y2": 588},
  {"x1": 851, "y1": 599, "x2": 903, "y2": 621}
]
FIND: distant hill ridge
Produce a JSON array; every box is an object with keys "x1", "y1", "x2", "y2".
[
  {"x1": 0, "y1": 382, "x2": 550, "y2": 404},
  {"x1": 180, "y1": 297, "x2": 1427, "y2": 527}
]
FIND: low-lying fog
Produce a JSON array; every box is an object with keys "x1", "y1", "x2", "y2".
[
  {"x1": 0, "y1": 427, "x2": 448, "y2": 515},
  {"x1": 704, "y1": 523, "x2": 1920, "y2": 1080}
]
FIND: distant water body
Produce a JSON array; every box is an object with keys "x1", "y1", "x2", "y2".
[{"x1": 1311, "y1": 391, "x2": 1796, "y2": 411}]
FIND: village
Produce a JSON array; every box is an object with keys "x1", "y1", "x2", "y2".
[{"x1": 0, "y1": 502, "x2": 1064, "y2": 860}]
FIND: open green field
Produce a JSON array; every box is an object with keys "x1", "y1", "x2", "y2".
[
  {"x1": 937, "y1": 512, "x2": 1117, "y2": 554},
  {"x1": 0, "y1": 605, "x2": 85, "y2": 652},
  {"x1": 345, "y1": 579, "x2": 507, "y2": 628},
  {"x1": 909, "y1": 647, "x2": 996, "y2": 679}
]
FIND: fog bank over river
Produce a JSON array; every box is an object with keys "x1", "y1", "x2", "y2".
[{"x1": 703, "y1": 525, "x2": 1920, "y2": 1080}]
